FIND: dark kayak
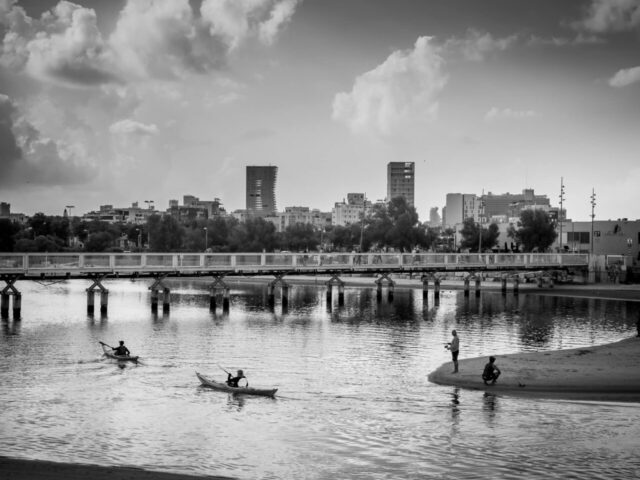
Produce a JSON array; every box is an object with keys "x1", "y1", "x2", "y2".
[
  {"x1": 101, "y1": 343, "x2": 139, "y2": 363},
  {"x1": 196, "y1": 372, "x2": 277, "y2": 397}
]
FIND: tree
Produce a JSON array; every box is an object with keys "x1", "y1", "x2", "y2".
[
  {"x1": 509, "y1": 209, "x2": 557, "y2": 252},
  {"x1": 148, "y1": 215, "x2": 184, "y2": 251},
  {"x1": 0, "y1": 219, "x2": 20, "y2": 251},
  {"x1": 459, "y1": 218, "x2": 500, "y2": 252},
  {"x1": 281, "y1": 223, "x2": 318, "y2": 252},
  {"x1": 365, "y1": 197, "x2": 425, "y2": 251}
]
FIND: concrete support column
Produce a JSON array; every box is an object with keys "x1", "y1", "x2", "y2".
[
  {"x1": 513, "y1": 277, "x2": 520, "y2": 295},
  {"x1": 537, "y1": 277, "x2": 543, "y2": 288},
  {"x1": 338, "y1": 284, "x2": 345, "y2": 305},
  {"x1": 388, "y1": 283, "x2": 394, "y2": 302},
  {"x1": 99, "y1": 290, "x2": 108, "y2": 315},
  {"x1": 501, "y1": 277, "x2": 507, "y2": 295},
  {"x1": 282, "y1": 285, "x2": 289, "y2": 309},
  {"x1": 422, "y1": 278, "x2": 429, "y2": 299},
  {"x1": 209, "y1": 290, "x2": 217, "y2": 312},
  {"x1": 267, "y1": 284, "x2": 275, "y2": 306},
  {"x1": 86, "y1": 291, "x2": 95, "y2": 315},
  {"x1": 223, "y1": 288, "x2": 230, "y2": 313},
  {"x1": 151, "y1": 289, "x2": 159, "y2": 312},
  {"x1": 434, "y1": 278, "x2": 441, "y2": 299},
  {"x1": 162, "y1": 288, "x2": 171, "y2": 312},
  {"x1": 464, "y1": 278, "x2": 470, "y2": 297},
  {"x1": 1, "y1": 293, "x2": 9, "y2": 319},
  {"x1": 12, "y1": 292, "x2": 21, "y2": 320},
  {"x1": 475, "y1": 277, "x2": 481, "y2": 297},
  {"x1": 326, "y1": 285, "x2": 332, "y2": 304},
  {"x1": 376, "y1": 283, "x2": 383, "y2": 302}
]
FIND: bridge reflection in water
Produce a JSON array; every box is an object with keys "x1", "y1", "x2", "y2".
[{"x1": 0, "y1": 252, "x2": 590, "y2": 318}]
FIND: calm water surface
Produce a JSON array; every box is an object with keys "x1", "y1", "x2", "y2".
[{"x1": 1, "y1": 279, "x2": 639, "y2": 479}]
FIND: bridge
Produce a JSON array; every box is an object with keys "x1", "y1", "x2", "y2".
[{"x1": 0, "y1": 252, "x2": 590, "y2": 318}]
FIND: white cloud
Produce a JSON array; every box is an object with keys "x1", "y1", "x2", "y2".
[
  {"x1": 200, "y1": 0, "x2": 300, "y2": 50},
  {"x1": 109, "y1": 119, "x2": 158, "y2": 136},
  {"x1": 608, "y1": 65, "x2": 640, "y2": 87},
  {"x1": 527, "y1": 33, "x2": 605, "y2": 47},
  {"x1": 573, "y1": 0, "x2": 640, "y2": 33},
  {"x1": 484, "y1": 107, "x2": 540, "y2": 121},
  {"x1": 332, "y1": 36, "x2": 448, "y2": 136},
  {"x1": 444, "y1": 29, "x2": 517, "y2": 61}
]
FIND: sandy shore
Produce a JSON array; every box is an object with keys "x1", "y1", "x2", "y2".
[
  {"x1": 428, "y1": 337, "x2": 640, "y2": 402},
  {"x1": 0, "y1": 457, "x2": 233, "y2": 480}
]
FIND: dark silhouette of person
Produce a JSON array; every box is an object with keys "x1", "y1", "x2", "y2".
[
  {"x1": 112, "y1": 341, "x2": 130, "y2": 356},
  {"x1": 482, "y1": 356, "x2": 501, "y2": 385},
  {"x1": 227, "y1": 369, "x2": 246, "y2": 387},
  {"x1": 446, "y1": 330, "x2": 460, "y2": 373}
]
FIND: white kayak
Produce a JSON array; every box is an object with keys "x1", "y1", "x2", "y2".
[
  {"x1": 100, "y1": 343, "x2": 139, "y2": 363},
  {"x1": 196, "y1": 372, "x2": 277, "y2": 397}
]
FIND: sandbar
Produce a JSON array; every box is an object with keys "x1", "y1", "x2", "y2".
[
  {"x1": 428, "y1": 337, "x2": 640, "y2": 402},
  {"x1": 0, "y1": 457, "x2": 233, "y2": 480}
]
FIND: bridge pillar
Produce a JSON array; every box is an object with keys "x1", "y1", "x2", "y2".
[
  {"x1": 434, "y1": 278, "x2": 441, "y2": 299},
  {"x1": 513, "y1": 277, "x2": 520, "y2": 295},
  {"x1": 537, "y1": 276, "x2": 543, "y2": 288},
  {"x1": 501, "y1": 277, "x2": 507, "y2": 295},
  {"x1": 223, "y1": 288, "x2": 230, "y2": 313},
  {"x1": 12, "y1": 292, "x2": 21, "y2": 319},
  {"x1": 209, "y1": 289, "x2": 217, "y2": 312},
  {"x1": 162, "y1": 288, "x2": 171, "y2": 312},
  {"x1": 475, "y1": 277, "x2": 481, "y2": 296},
  {"x1": 1, "y1": 293, "x2": 9, "y2": 319},
  {"x1": 376, "y1": 283, "x2": 383, "y2": 301},
  {"x1": 268, "y1": 284, "x2": 275, "y2": 306},
  {"x1": 326, "y1": 285, "x2": 332, "y2": 304},
  {"x1": 388, "y1": 282, "x2": 394, "y2": 301},
  {"x1": 422, "y1": 277, "x2": 429, "y2": 299},
  {"x1": 282, "y1": 284, "x2": 289, "y2": 309},
  {"x1": 338, "y1": 284, "x2": 344, "y2": 305},
  {"x1": 151, "y1": 289, "x2": 159, "y2": 312},
  {"x1": 86, "y1": 275, "x2": 108, "y2": 317},
  {"x1": 463, "y1": 277, "x2": 470, "y2": 297},
  {"x1": 100, "y1": 290, "x2": 109, "y2": 314}
]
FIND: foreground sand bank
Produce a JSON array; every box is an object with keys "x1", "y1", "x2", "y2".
[
  {"x1": 0, "y1": 457, "x2": 233, "y2": 480},
  {"x1": 428, "y1": 337, "x2": 640, "y2": 402}
]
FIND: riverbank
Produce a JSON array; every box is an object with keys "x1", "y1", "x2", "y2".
[
  {"x1": 208, "y1": 275, "x2": 640, "y2": 302},
  {"x1": 428, "y1": 337, "x2": 640, "y2": 402},
  {"x1": 0, "y1": 457, "x2": 233, "y2": 480}
]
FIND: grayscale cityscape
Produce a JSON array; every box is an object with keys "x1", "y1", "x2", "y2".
[{"x1": 1, "y1": 1, "x2": 639, "y2": 480}]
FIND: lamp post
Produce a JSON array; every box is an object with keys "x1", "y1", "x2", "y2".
[
  {"x1": 590, "y1": 188, "x2": 596, "y2": 255},
  {"x1": 559, "y1": 177, "x2": 565, "y2": 252},
  {"x1": 477, "y1": 191, "x2": 484, "y2": 253},
  {"x1": 204, "y1": 227, "x2": 208, "y2": 252},
  {"x1": 359, "y1": 193, "x2": 367, "y2": 252},
  {"x1": 136, "y1": 228, "x2": 141, "y2": 249}
]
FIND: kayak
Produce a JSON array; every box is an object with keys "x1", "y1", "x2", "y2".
[
  {"x1": 195, "y1": 372, "x2": 277, "y2": 397},
  {"x1": 101, "y1": 343, "x2": 139, "y2": 363}
]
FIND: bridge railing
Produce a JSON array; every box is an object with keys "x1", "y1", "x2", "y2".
[{"x1": 0, "y1": 252, "x2": 590, "y2": 275}]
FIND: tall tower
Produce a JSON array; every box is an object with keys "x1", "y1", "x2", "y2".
[
  {"x1": 246, "y1": 166, "x2": 278, "y2": 216},
  {"x1": 387, "y1": 162, "x2": 415, "y2": 206}
]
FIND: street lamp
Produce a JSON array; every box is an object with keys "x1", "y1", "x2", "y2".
[
  {"x1": 204, "y1": 227, "x2": 208, "y2": 252},
  {"x1": 590, "y1": 188, "x2": 596, "y2": 255},
  {"x1": 136, "y1": 228, "x2": 141, "y2": 248},
  {"x1": 559, "y1": 177, "x2": 565, "y2": 252}
]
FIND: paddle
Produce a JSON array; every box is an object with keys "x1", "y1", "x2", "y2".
[{"x1": 99, "y1": 341, "x2": 142, "y2": 364}]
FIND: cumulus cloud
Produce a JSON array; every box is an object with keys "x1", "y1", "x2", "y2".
[
  {"x1": 608, "y1": 65, "x2": 640, "y2": 87},
  {"x1": 109, "y1": 119, "x2": 159, "y2": 136},
  {"x1": 200, "y1": 0, "x2": 300, "y2": 50},
  {"x1": 1, "y1": 0, "x2": 301, "y2": 83},
  {"x1": 0, "y1": 93, "x2": 96, "y2": 186},
  {"x1": 444, "y1": 29, "x2": 517, "y2": 61},
  {"x1": 332, "y1": 36, "x2": 448, "y2": 136},
  {"x1": 573, "y1": 0, "x2": 640, "y2": 33},
  {"x1": 484, "y1": 107, "x2": 540, "y2": 121}
]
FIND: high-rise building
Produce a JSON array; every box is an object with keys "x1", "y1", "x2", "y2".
[
  {"x1": 246, "y1": 166, "x2": 278, "y2": 217},
  {"x1": 444, "y1": 193, "x2": 481, "y2": 227},
  {"x1": 387, "y1": 162, "x2": 415, "y2": 206}
]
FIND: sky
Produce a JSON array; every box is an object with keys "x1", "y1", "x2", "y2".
[{"x1": 1, "y1": 0, "x2": 639, "y2": 222}]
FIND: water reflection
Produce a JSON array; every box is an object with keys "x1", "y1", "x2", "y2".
[{"x1": 482, "y1": 392, "x2": 499, "y2": 424}]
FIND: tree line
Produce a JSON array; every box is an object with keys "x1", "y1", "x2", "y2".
[{"x1": 0, "y1": 199, "x2": 558, "y2": 253}]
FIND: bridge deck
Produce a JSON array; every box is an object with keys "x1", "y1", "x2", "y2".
[{"x1": 0, "y1": 252, "x2": 589, "y2": 279}]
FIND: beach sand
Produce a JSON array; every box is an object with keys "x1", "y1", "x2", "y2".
[
  {"x1": 0, "y1": 457, "x2": 233, "y2": 480},
  {"x1": 428, "y1": 337, "x2": 640, "y2": 402}
]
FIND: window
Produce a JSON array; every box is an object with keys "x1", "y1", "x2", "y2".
[{"x1": 567, "y1": 232, "x2": 590, "y2": 243}]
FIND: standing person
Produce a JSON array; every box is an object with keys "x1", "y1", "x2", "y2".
[
  {"x1": 482, "y1": 356, "x2": 501, "y2": 385},
  {"x1": 446, "y1": 330, "x2": 460, "y2": 373},
  {"x1": 112, "y1": 341, "x2": 130, "y2": 356}
]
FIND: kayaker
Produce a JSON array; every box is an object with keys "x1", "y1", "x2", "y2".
[
  {"x1": 482, "y1": 356, "x2": 501, "y2": 385},
  {"x1": 112, "y1": 341, "x2": 130, "y2": 356},
  {"x1": 226, "y1": 369, "x2": 246, "y2": 387}
]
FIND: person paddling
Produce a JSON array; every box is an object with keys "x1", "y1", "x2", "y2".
[
  {"x1": 112, "y1": 340, "x2": 130, "y2": 356},
  {"x1": 226, "y1": 369, "x2": 246, "y2": 388}
]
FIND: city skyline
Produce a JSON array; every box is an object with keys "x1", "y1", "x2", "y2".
[{"x1": 1, "y1": 0, "x2": 639, "y2": 221}]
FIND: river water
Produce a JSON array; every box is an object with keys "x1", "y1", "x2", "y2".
[{"x1": 1, "y1": 279, "x2": 639, "y2": 479}]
